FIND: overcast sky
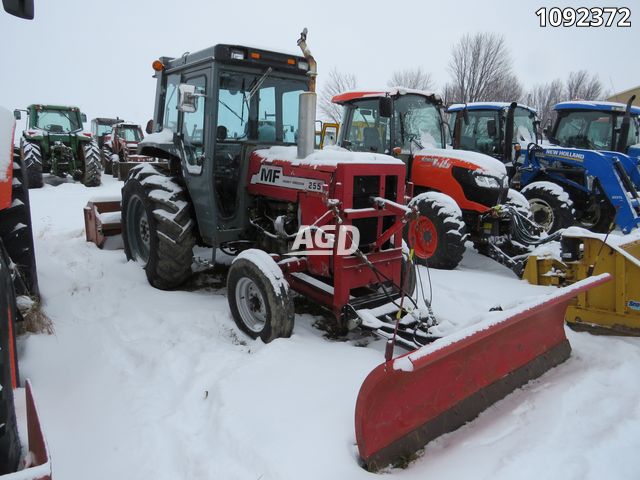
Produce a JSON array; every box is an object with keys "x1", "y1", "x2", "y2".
[{"x1": 1, "y1": 0, "x2": 637, "y2": 130}]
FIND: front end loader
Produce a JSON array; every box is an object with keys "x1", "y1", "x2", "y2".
[
  {"x1": 14, "y1": 104, "x2": 101, "y2": 188},
  {"x1": 83, "y1": 30, "x2": 608, "y2": 471}
]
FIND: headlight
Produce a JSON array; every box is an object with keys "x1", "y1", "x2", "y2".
[
  {"x1": 473, "y1": 173, "x2": 502, "y2": 189},
  {"x1": 298, "y1": 61, "x2": 309, "y2": 71}
]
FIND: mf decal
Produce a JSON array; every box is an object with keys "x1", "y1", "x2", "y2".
[{"x1": 251, "y1": 165, "x2": 324, "y2": 192}]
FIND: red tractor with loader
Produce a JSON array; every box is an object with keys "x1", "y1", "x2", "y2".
[
  {"x1": 332, "y1": 89, "x2": 547, "y2": 274},
  {"x1": 84, "y1": 30, "x2": 606, "y2": 471},
  {"x1": 101, "y1": 121, "x2": 158, "y2": 180}
]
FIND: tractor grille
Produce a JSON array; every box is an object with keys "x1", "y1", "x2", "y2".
[
  {"x1": 351, "y1": 175, "x2": 399, "y2": 250},
  {"x1": 353, "y1": 176, "x2": 380, "y2": 209},
  {"x1": 452, "y1": 166, "x2": 508, "y2": 208}
]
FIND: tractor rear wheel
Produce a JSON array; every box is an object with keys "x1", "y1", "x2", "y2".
[
  {"x1": 406, "y1": 193, "x2": 466, "y2": 270},
  {"x1": 227, "y1": 250, "x2": 295, "y2": 343},
  {"x1": 0, "y1": 157, "x2": 38, "y2": 297},
  {"x1": 521, "y1": 182, "x2": 574, "y2": 233},
  {"x1": 101, "y1": 146, "x2": 113, "y2": 175},
  {"x1": 21, "y1": 140, "x2": 43, "y2": 189},
  {"x1": 0, "y1": 242, "x2": 21, "y2": 475},
  {"x1": 122, "y1": 165, "x2": 196, "y2": 289},
  {"x1": 82, "y1": 141, "x2": 102, "y2": 187}
]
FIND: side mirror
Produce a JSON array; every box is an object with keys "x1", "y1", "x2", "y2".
[
  {"x1": 145, "y1": 119, "x2": 154, "y2": 135},
  {"x1": 2, "y1": 0, "x2": 34, "y2": 19},
  {"x1": 487, "y1": 119, "x2": 497, "y2": 138},
  {"x1": 178, "y1": 84, "x2": 204, "y2": 113},
  {"x1": 379, "y1": 97, "x2": 392, "y2": 118},
  {"x1": 13, "y1": 109, "x2": 21, "y2": 120},
  {"x1": 81, "y1": 113, "x2": 87, "y2": 123}
]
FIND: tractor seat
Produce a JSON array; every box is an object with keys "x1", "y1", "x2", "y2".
[
  {"x1": 363, "y1": 127, "x2": 381, "y2": 152},
  {"x1": 48, "y1": 124, "x2": 64, "y2": 133}
]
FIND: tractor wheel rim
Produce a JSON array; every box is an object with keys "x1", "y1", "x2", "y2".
[
  {"x1": 236, "y1": 277, "x2": 267, "y2": 333},
  {"x1": 529, "y1": 199, "x2": 554, "y2": 232},
  {"x1": 409, "y1": 217, "x2": 438, "y2": 259},
  {"x1": 126, "y1": 195, "x2": 150, "y2": 264}
]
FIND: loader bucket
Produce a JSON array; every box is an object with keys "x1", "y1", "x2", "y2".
[
  {"x1": 2, "y1": 381, "x2": 52, "y2": 480},
  {"x1": 355, "y1": 274, "x2": 609, "y2": 471},
  {"x1": 83, "y1": 198, "x2": 122, "y2": 249}
]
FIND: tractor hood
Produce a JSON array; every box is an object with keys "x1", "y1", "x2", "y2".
[
  {"x1": 628, "y1": 144, "x2": 640, "y2": 163},
  {"x1": 415, "y1": 147, "x2": 507, "y2": 178}
]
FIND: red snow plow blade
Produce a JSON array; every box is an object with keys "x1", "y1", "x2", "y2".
[{"x1": 355, "y1": 274, "x2": 610, "y2": 471}]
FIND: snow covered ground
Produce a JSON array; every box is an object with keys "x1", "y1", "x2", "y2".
[{"x1": 16, "y1": 174, "x2": 640, "y2": 479}]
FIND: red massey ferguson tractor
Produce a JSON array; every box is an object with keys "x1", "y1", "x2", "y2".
[
  {"x1": 101, "y1": 121, "x2": 155, "y2": 180},
  {"x1": 332, "y1": 89, "x2": 545, "y2": 274}
]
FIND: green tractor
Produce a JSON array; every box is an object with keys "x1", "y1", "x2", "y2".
[{"x1": 14, "y1": 104, "x2": 102, "y2": 188}]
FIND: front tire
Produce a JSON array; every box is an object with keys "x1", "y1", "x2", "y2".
[
  {"x1": 121, "y1": 165, "x2": 196, "y2": 289},
  {"x1": 21, "y1": 140, "x2": 43, "y2": 189},
  {"x1": 81, "y1": 141, "x2": 102, "y2": 187},
  {"x1": 227, "y1": 250, "x2": 295, "y2": 343},
  {"x1": 521, "y1": 181, "x2": 574, "y2": 233},
  {"x1": 101, "y1": 146, "x2": 113, "y2": 174},
  {"x1": 406, "y1": 192, "x2": 466, "y2": 270}
]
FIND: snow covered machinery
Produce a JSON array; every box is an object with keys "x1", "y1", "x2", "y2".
[
  {"x1": 332, "y1": 90, "x2": 547, "y2": 274},
  {"x1": 449, "y1": 99, "x2": 640, "y2": 234},
  {"x1": 14, "y1": 104, "x2": 101, "y2": 188}
]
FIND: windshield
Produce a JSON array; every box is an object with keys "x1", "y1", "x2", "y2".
[
  {"x1": 35, "y1": 108, "x2": 82, "y2": 133},
  {"x1": 553, "y1": 110, "x2": 639, "y2": 151},
  {"x1": 117, "y1": 126, "x2": 142, "y2": 142},
  {"x1": 343, "y1": 99, "x2": 390, "y2": 153},
  {"x1": 513, "y1": 107, "x2": 537, "y2": 146},
  {"x1": 217, "y1": 69, "x2": 307, "y2": 143},
  {"x1": 456, "y1": 110, "x2": 501, "y2": 155},
  {"x1": 95, "y1": 124, "x2": 113, "y2": 136},
  {"x1": 393, "y1": 94, "x2": 444, "y2": 150}
]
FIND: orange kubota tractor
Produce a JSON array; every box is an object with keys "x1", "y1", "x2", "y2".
[
  {"x1": 332, "y1": 89, "x2": 549, "y2": 274},
  {"x1": 85, "y1": 30, "x2": 607, "y2": 471}
]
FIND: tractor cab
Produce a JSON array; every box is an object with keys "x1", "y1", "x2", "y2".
[
  {"x1": 139, "y1": 44, "x2": 311, "y2": 245},
  {"x1": 448, "y1": 103, "x2": 538, "y2": 163},
  {"x1": 548, "y1": 100, "x2": 640, "y2": 155},
  {"x1": 91, "y1": 117, "x2": 121, "y2": 148}
]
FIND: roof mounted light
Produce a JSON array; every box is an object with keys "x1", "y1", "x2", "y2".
[
  {"x1": 298, "y1": 61, "x2": 309, "y2": 71},
  {"x1": 152, "y1": 60, "x2": 165, "y2": 72},
  {"x1": 230, "y1": 49, "x2": 245, "y2": 60}
]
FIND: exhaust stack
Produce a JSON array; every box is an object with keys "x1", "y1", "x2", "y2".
[{"x1": 296, "y1": 28, "x2": 317, "y2": 159}]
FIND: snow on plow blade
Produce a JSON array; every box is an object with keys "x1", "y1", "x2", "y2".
[
  {"x1": 355, "y1": 274, "x2": 610, "y2": 471},
  {"x1": 3, "y1": 381, "x2": 52, "y2": 480}
]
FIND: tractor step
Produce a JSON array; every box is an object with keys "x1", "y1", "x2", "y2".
[{"x1": 354, "y1": 274, "x2": 609, "y2": 471}]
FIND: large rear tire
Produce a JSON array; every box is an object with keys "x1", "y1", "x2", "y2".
[
  {"x1": 227, "y1": 250, "x2": 295, "y2": 343},
  {"x1": 82, "y1": 141, "x2": 102, "y2": 187},
  {"x1": 0, "y1": 157, "x2": 38, "y2": 297},
  {"x1": 0, "y1": 242, "x2": 21, "y2": 475},
  {"x1": 121, "y1": 165, "x2": 196, "y2": 289},
  {"x1": 101, "y1": 145, "x2": 113, "y2": 175},
  {"x1": 406, "y1": 193, "x2": 466, "y2": 270},
  {"x1": 521, "y1": 181, "x2": 574, "y2": 234},
  {"x1": 21, "y1": 140, "x2": 43, "y2": 189}
]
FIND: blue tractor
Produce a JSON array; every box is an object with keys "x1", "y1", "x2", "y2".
[{"x1": 448, "y1": 97, "x2": 640, "y2": 233}]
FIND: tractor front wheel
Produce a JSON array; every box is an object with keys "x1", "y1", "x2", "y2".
[
  {"x1": 101, "y1": 146, "x2": 113, "y2": 175},
  {"x1": 227, "y1": 250, "x2": 295, "y2": 343},
  {"x1": 121, "y1": 165, "x2": 196, "y2": 289},
  {"x1": 21, "y1": 140, "x2": 43, "y2": 189},
  {"x1": 82, "y1": 141, "x2": 102, "y2": 187},
  {"x1": 521, "y1": 182, "x2": 574, "y2": 234},
  {"x1": 406, "y1": 193, "x2": 466, "y2": 270}
]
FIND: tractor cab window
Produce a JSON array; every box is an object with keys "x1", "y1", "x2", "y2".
[
  {"x1": 181, "y1": 76, "x2": 207, "y2": 172},
  {"x1": 344, "y1": 100, "x2": 390, "y2": 153},
  {"x1": 162, "y1": 74, "x2": 180, "y2": 132},
  {"x1": 459, "y1": 110, "x2": 501, "y2": 155},
  {"x1": 118, "y1": 126, "x2": 143, "y2": 142},
  {"x1": 615, "y1": 114, "x2": 640, "y2": 151},
  {"x1": 216, "y1": 69, "x2": 307, "y2": 143},
  {"x1": 393, "y1": 95, "x2": 443, "y2": 151},
  {"x1": 95, "y1": 124, "x2": 113, "y2": 137},
  {"x1": 513, "y1": 108, "x2": 537, "y2": 146},
  {"x1": 34, "y1": 109, "x2": 82, "y2": 133},
  {"x1": 554, "y1": 111, "x2": 614, "y2": 150}
]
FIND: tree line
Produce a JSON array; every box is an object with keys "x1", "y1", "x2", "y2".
[{"x1": 319, "y1": 32, "x2": 607, "y2": 127}]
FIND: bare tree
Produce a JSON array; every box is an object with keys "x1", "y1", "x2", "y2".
[
  {"x1": 387, "y1": 67, "x2": 435, "y2": 91},
  {"x1": 318, "y1": 68, "x2": 358, "y2": 123},
  {"x1": 525, "y1": 79, "x2": 564, "y2": 127},
  {"x1": 565, "y1": 70, "x2": 603, "y2": 100},
  {"x1": 447, "y1": 32, "x2": 522, "y2": 103}
]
